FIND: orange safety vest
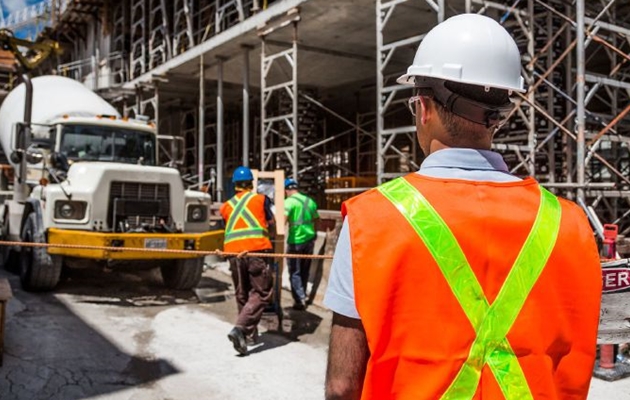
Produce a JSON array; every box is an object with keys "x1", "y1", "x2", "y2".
[
  {"x1": 343, "y1": 174, "x2": 601, "y2": 400},
  {"x1": 220, "y1": 190, "x2": 272, "y2": 253}
]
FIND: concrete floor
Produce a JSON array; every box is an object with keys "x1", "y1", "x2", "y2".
[
  {"x1": 0, "y1": 262, "x2": 330, "y2": 400},
  {"x1": 0, "y1": 261, "x2": 628, "y2": 400}
]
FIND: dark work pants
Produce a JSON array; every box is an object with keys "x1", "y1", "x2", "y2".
[
  {"x1": 287, "y1": 240, "x2": 315, "y2": 304},
  {"x1": 229, "y1": 255, "x2": 273, "y2": 336}
]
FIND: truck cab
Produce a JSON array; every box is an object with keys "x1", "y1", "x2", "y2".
[{"x1": 0, "y1": 76, "x2": 222, "y2": 292}]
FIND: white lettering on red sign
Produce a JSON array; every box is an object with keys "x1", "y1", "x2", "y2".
[{"x1": 602, "y1": 268, "x2": 630, "y2": 293}]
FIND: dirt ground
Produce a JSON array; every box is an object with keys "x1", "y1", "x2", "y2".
[{"x1": 0, "y1": 260, "x2": 628, "y2": 400}]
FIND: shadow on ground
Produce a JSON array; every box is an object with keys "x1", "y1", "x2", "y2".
[
  {"x1": 245, "y1": 306, "x2": 324, "y2": 356},
  {"x1": 54, "y1": 265, "x2": 228, "y2": 307},
  {"x1": 0, "y1": 269, "x2": 180, "y2": 400}
]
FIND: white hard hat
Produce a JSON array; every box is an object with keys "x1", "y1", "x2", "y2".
[{"x1": 397, "y1": 14, "x2": 525, "y2": 93}]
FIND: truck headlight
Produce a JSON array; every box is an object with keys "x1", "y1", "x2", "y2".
[
  {"x1": 187, "y1": 204, "x2": 208, "y2": 223},
  {"x1": 54, "y1": 201, "x2": 87, "y2": 220}
]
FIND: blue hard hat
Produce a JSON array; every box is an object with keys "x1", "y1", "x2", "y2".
[
  {"x1": 285, "y1": 178, "x2": 298, "y2": 189},
  {"x1": 232, "y1": 166, "x2": 253, "y2": 183}
]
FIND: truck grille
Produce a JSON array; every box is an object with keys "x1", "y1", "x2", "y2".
[{"x1": 108, "y1": 181, "x2": 171, "y2": 231}]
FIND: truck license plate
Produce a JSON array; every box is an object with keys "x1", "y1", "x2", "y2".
[{"x1": 144, "y1": 238, "x2": 168, "y2": 249}]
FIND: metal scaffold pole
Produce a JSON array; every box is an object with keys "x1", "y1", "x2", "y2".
[
  {"x1": 259, "y1": 9, "x2": 301, "y2": 178},
  {"x1": 217, "y1": 57, "x2": 225, "y2": 202},
  {"x1": 376, "y1": 0, "x2": 440, "y2": 183},
  {"x1": 576, "y1": 0, "x2": 586, "y2": 202},
  {"x1": 198, "y1": 56, "x2": 205, "y2": 190},
  {"x1": 291, "y1": 22, "x2": 299, "y2": 181},
  {"x1": 243, "y1": 45, "x2": 252, "y2": 167}
]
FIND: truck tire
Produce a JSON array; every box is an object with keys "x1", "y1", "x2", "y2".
[
  {"x1": 160, "y1": 257, "x2": 204, "y2": 290},
  {"x1": 19, "y1": 213, "x2": 62, "y2": 291}
]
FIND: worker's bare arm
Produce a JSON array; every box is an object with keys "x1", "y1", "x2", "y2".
[{"x1": 325, "y1": 312, "x2": 369, "y2": 400}]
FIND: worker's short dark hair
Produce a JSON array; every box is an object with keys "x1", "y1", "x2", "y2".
[
  {"x1": 235, "y1": 180, "x2": 253, "y2": 190},
  {"x1": 444, "y1": 81, "x2": 511, "y2": 107}
]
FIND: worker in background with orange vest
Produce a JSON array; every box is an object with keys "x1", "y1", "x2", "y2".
[
  {"x1": 284, "y1": 178, "x2": 320, "y2": 310},
  {"x1": 324, "y1": 14, "x2": 602, "y2": 400},
  {"x1": 221, "y1": 166, "x2": 275, "y2": 356}
]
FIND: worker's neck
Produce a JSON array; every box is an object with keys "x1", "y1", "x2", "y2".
[{"x1": 428, "y1": 137, "x2": 492, "y2": 155}]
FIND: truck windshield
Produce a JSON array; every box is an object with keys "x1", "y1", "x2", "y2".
[{"x1": 60, "y1": 125, "x2": 156, "y2": 166}]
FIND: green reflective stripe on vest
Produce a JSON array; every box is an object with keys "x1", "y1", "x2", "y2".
[
  {"x1": 224, "y1": 228, "x2": 269, "y2": 243},
  {"x1": 224, "y1": 192, "x2": 267, "y2": 244},
  {"x1": 289, "y1": 195, "x2": 313, "y2": 227},
  {"x1": 378, "y1": 178, "x2": 561, "y2": 400},
  {"x1": 225, "y1": 192, "x2": 254, "y2": 233},
  {"x1": 446, "y1": 186, "x2": 561, "y2": 400}
]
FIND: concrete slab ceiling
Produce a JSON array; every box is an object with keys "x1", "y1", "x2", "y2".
[{"x1": 127, "y1": 0, "x2": 468, "y2": 99}]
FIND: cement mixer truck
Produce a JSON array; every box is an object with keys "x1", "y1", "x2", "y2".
[{"x1": 0, "y1": 75, "x2": 223, "y2": 291}]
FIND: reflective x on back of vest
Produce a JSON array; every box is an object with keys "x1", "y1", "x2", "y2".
[
  {"x1": 224, "y1": 192, "x2": 268, "y2": 245},
  {"x1": 289, "y1": 194, "x2": 313, "y2": 227},
  {"x1": 378, "y1": 177, "x2": 561, "y2": 400}
]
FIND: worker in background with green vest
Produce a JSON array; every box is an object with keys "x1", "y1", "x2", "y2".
[{"x1": 284, "y1": 178, "x2": 319, "y2": 310}]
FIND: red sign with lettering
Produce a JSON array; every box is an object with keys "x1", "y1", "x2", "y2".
[{"x1": 602, "y1": 267, "x2": 630, "y2": 293}]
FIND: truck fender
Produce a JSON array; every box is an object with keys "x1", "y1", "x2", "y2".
[{"x1": 20, "y1": 198, "x2": 45, "y2": 238}]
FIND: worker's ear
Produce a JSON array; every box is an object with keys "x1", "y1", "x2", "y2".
[{"x1": 419, "y1": 96, "x2": 429, "y2": 125}]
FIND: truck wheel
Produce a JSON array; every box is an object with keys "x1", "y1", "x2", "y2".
[
  {"x1": 20, "y1": 213, "x2": 62, "y2": 291},
  {"x1": 160, "y1": 257, "x2": 204, "y2": 290}
]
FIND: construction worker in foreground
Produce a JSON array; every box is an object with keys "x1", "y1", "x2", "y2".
[
  {"x1": 221, "y1": 166, "x2": 275, "y2": 356},
  {"x1": 324, "y1": 14, "x2": 602, "y2": 399},
  {"x1": 284, "y1": 178, "x2": 320, "y2": 310}
]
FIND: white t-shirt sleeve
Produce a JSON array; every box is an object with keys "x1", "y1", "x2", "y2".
[{"x1": 323, "y1": 219, "x2": 360, "y2": 319}]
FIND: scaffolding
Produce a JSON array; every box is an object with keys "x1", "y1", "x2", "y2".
[
  {"x1": 372, "y1": 0, "x2": 630, "y2": 232},
  {"x1": 4, "y1": 0, "x2": 630, "y2": 227},
  {"x1": 259, "y1": 10, "x2": 300, "y2": 180}
]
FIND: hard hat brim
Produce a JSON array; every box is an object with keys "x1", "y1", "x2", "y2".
[{"x1": 396, "y1": 72, "x2": 526, "y2": 93}]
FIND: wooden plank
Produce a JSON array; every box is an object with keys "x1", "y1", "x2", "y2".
[
  {"x1": 598, "y1": 259, "x2": 630, "y2": 344},
  {"x1": 0, "y1": 279, "x2": 12, "y2": 301},
  {"x1": 0, "y1": 278, "x2": 10, "y2": 367}
]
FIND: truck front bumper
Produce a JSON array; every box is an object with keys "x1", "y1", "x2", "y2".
[{"x1": 47, "y1": 228, "x2": 224, "y2": 260}]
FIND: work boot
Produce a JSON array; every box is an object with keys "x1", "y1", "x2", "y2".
[
  {"x1": 228, "y1": 327, "x2": 248, "y2": 355},
  {"x1": 246, "y1": 328, "x2": 259, "y2": 346},
  {"x1": 292, "y1": 300, "x2": 306, "y2": 311}
]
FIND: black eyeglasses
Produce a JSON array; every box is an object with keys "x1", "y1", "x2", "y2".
[{"x1": 407, "y1": 95, "x2": 423, "y2": 117}]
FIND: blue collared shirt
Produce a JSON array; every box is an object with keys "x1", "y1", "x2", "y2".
[{"x1": 323, "y1": 148, "x2": 521, "y2": 318}]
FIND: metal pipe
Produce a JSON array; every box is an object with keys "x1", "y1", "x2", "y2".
[
  {"x1": 198, "y1": 56, "x2": 205, "y2": 190},
  {"x1": 16, "y1": 74, "x2": 32, "y2": 202},
  {"x1": 576, "y1": 0, "x2": 586, "y2": 202},
  {"x1": 291, "y1": 23, "x2": 298, "y2": 180},
  {"x1": 376, "y1": 0, "x2": 385, "y2": 184},
  {"x1": 260, "y1": 38, "x2": 266, "y2": 171},
  {"x1": 217, "y1": 57, "x2": 225, "y2": 202},
  {"x1": 527, "y1": 0, "x2": 535, "y2": 176},
  {"x1": 546, "y1": 11, "x2": 556, "y2": 185},
  {"x1": 242, "y1": 46, "x2": 251, "y2": 167},
  {"x1": 92, "y1": 15, "x2": 99, "y2": 91}
]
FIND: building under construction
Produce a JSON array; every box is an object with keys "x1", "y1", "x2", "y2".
[{"x1": 2, "y1": 0, "x2": 630, "y2": 235}]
